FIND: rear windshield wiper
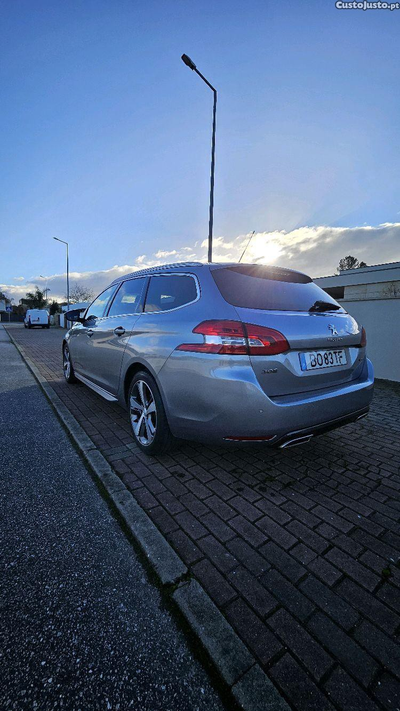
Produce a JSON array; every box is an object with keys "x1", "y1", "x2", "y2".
[{"x1": 309, "y1": 300, "x2": 340, "y2": 313}]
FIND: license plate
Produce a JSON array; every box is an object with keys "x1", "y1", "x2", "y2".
[{"x1": 299, "y1": 349, "x2": 347, "y2": 371}]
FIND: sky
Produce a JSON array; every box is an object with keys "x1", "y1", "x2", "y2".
[{"x1": 1, "y1": 0, "x2": 399, "y2": 301}]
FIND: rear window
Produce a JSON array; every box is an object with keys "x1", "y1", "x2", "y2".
[{"x1": 212, "y1": 265, "x2": 344, "y2": 312}]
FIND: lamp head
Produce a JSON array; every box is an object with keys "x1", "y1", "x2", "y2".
[{"x1": 181, "y1": 54, "x2": 196, "y2": 71}]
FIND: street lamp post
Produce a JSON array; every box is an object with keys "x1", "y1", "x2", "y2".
[
  {"x1": 181, "y1": 54, "x2": 217, "y2": 263},
  {"x1": 40, "y1": 275, "x2": 50, "y2": 303},
  {"x1": 53, "y1": 238, "x2": 69, "y2": 309}
]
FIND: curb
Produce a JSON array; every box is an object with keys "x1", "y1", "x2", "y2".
[{"x1": 5, "y1": 327, "x2": 290, "y2": 711}]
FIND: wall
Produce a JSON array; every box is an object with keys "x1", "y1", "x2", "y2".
[
  {"x1": 0, "y1": 313, "x2": 24, "y2": 322},
  {"x1": 342, "y1": 298, "x2": 400, "y2": 382},
  {"x1": 344, "y1": 281, "x2": 400, "y2": 301},
  {"x1": 315, "y1": 262, "x2": 400, "y2": 289}
]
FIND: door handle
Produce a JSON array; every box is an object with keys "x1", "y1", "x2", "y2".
[
  {"x1": 114, "y1": 326, "x2": 126, "y2": 336},
  {"x1": 87, "y1": 329, "x2": 94, "y2": 337}
]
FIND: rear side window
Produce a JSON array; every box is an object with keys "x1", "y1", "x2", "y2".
[
  {"x1": 108, "y1": 278, "x2": 146, "y2": 316},
  {"x1": 144, "y1": 275, "x2": 198, "y2": 313},
  {"x1": 212, "y1": 265, "x2": 343, "y2": 312}
]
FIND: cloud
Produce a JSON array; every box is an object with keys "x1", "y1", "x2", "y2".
[
  {"x1": 201, "y1": 236, "x2": 235, "y2": 251},
  {"x1": 154, "y1": 249, "x2": 177, "y2": 258},
  {"x1": 13, "y1": 276, "x2": 25, "y2": 281},
  {"x1": 2, "y1": 222, "x2": 399, "y2": 303},
  {"x1": 208, "y1": 223, "x2": 400, "y2": 278}
]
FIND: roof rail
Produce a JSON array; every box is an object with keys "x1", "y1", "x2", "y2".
[{"x1": 110, "y1": 261, "x2": 204, "y2": 285}]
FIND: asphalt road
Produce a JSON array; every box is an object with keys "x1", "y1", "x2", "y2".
[{"x1": 0, "y1": 326, "x2": 225, "y2": 711}]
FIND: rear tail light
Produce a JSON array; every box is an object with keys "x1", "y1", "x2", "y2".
[
  {"x1": 176, "y1": 320, "x2": 289, "y2": 356},
  {"x1": 360, "y1": 327, "x2": 367, "y2": 348},
  {"x1": 176, "y1": 320, "x2": 247, "y2": 355},
  {"x1": 244, "y1": 323, "x2": 289, "y2": 356}
]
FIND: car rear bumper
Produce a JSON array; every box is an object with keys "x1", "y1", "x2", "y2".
[
  {"x1": 161, "y1": 353, "x2": 374, "y2": 444},
  {"x1": 275, "y1": 406, "x2": 369, "y2": 449}
]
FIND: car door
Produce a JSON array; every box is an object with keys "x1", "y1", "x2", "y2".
[
  {"x1": 80, "y1": 277, "x2": 147, "y2": 395},
  {"x1": 70, "y1": 285, "x2": 118, "y2": 380},
  {"x1": 126, "y1": 273, "x2": 201, "y2": 374}
]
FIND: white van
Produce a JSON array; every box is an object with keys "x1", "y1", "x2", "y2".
[{"x1": 24, "y1": 309, "x2": 50, "y2": 329}]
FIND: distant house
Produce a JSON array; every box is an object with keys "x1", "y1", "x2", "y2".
[{"x1": 314, "y1": 261, "x2": 400, "y2": 382}]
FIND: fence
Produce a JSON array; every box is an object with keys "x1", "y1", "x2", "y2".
[{"x1": 0, "y1": 313, "x2": 24, "y2": 323}]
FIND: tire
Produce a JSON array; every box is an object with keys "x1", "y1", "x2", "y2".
[
  {"x1": 128, "y1": 371, "x2": 173, "y2": 455},
  {"x1": 46, "y1": 325, "x2": 50, "y2": 329},
  {"x1": 63, "y1": 343, "x2": 77, "y2": 384}
]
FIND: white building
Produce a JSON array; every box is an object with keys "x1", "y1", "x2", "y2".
[{"x1": 314, "y1": 261, "x2": 400, "y2": 382}]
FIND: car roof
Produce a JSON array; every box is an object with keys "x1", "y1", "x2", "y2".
[
  {"x1": 110, "y1": 262, "x2": 204, "y2": 285},
  {"x1": 110, "y1": 262, "x2": 309, "y2": 286}
]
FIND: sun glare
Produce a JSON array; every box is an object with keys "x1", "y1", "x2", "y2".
[{"x1": 250, "y1": 238, "x2": 283, "y2": 265}]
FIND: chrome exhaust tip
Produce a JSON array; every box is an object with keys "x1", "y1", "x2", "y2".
[{"x1": 280, "y1": 434, "x2": 314, "y2": 449}]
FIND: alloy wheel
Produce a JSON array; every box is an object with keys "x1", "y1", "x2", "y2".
[
  {"x1": 63, "y1": 348, "x2": 71, "y2": 380},
  {"x1": 130, "y1": 380, "x2": 157, "y2": 446}
]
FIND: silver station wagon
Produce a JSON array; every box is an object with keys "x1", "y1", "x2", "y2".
[{"x1": 63, "y1": 262, "x2": 374, "y2": 454}]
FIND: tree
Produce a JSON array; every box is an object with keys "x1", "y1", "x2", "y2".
[
  {"x1": 68, "y1": 283, "x2": 94, "y2": 304},
  {"x1": 337, "y1": 256, "x2": 367, "y2": 273},
  {"x1": 24, "y1": 286, "x2": 48, "y2": 309},
  {"x1": 49, "y1": 300, "x2": 61, "y2": 316},
  {"x1": 0, "y1": 290, "x2": 11, "y2": 304},
  {"x1": 14, "y1": 303, "x2": 25, "y2": 316}
]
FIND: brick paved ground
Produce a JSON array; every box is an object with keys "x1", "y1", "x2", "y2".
[{"x1": 7, "y1": 324, "x2": 400, "y2": 711}]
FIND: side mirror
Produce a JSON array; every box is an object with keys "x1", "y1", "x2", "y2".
[{"x1": 65, "y1": 308, "x2": 86, "y2": 323}]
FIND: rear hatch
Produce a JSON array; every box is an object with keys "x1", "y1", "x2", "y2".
[
  {"x1": 211, "y1": 264, "x2": 364, "y2": 397},
  {"x1": 27, "y1": 310, "x2": 48, "y2": 324}
]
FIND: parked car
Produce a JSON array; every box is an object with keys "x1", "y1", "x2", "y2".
[
  {"x1": 63, "y1": 262, "x2": 374, "y2": 454},
  {"x1": 24, "y1": 309, "x2": 50, "y2": 329}
]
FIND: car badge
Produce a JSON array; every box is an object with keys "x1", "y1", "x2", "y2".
[{"x1": 328, "y1": 324, "x2": 339, "y2": 336}]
